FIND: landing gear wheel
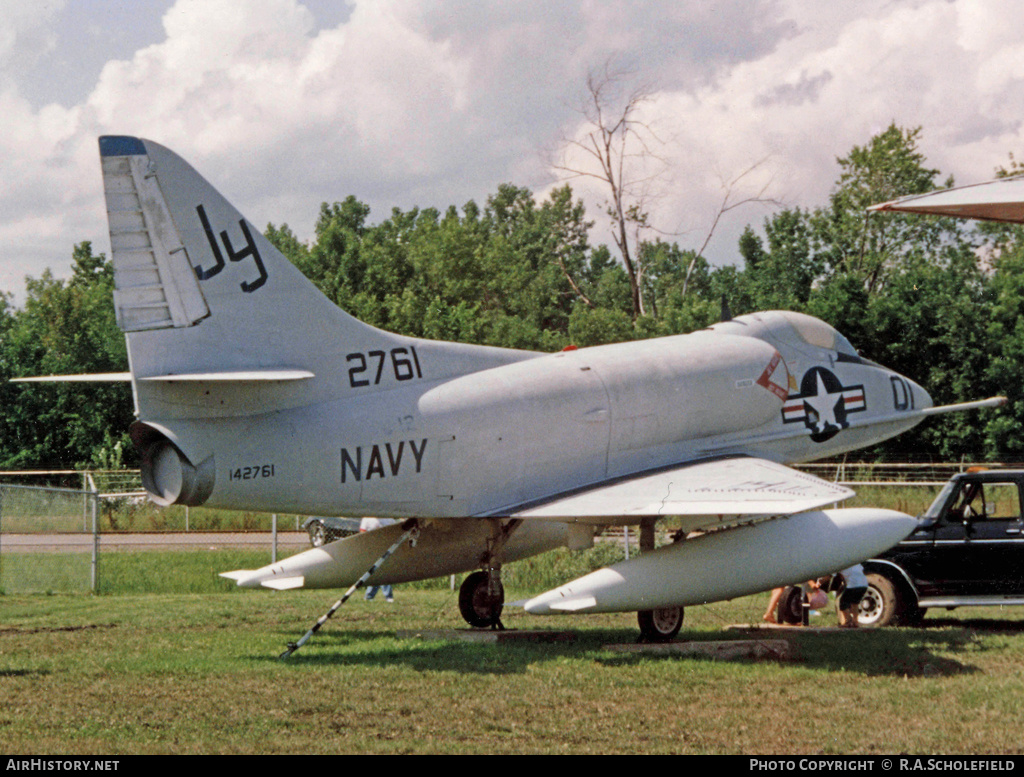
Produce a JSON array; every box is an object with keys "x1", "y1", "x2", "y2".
[
  {"x1": 637, "y1": 606, "x2": 684, "y2": 642},
  {"x1": 857, "y1": 573, "x2": 911, "y2": 627},
  {"x1": 459, "y1": 570, "x2": 505, "y2": 629},
  {"x1": 777, "y1": 586, "x2": 804, "y2": 625}
]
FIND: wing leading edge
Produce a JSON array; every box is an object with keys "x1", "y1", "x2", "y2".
[
  {"x1": 870, "y1": 176, "x2": 1024, "y2": 223},
  {"x1": 507, "y1": 456, "x2": 853, "y2": 532}
]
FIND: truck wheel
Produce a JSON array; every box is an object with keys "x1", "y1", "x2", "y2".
[{"x1": 857, "y1": 573, "x2": 907, "y2": 627}]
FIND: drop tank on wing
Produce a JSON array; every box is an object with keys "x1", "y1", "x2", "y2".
[{"x1": 523, "y1": 507, "x2": 918, "y2": 615}]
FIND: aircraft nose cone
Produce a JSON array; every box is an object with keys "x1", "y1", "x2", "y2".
[{"x1": 891, "y1": 372, "x2": 931, "y2": 412}]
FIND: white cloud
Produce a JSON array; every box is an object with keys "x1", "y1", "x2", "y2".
[
  {"x1": 3, "y1": 1, "x2": 1024, "y2": 303},
  {"x1": 0, "y1": 2, "x2": 64, "y2": 73},
  {"x1": 553, "y1": 0, "x2": 1024, "y2": 264}
]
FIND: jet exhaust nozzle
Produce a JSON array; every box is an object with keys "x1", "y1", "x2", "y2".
[{"x1": 132, "y1": 423, "x2": 214, "y2": 506}]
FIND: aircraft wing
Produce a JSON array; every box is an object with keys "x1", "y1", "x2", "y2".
[
  {"x1": 507, "y1": 456, "x2": 853, "y2": 531},
  {"x1": 224, "y1": 456, "x2": 856, "y2": 593},
  {"x1": 870, "y1": 176, "x2": 1024, "y2": 223}
]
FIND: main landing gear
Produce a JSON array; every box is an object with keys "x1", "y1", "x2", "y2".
[
  {"x1": 637, "y1": 606, "x2": 685, "y2": 642},
  {"x1": 457, "y1": 518, "x2": 521, "y2": 630},
  {"x1": 459, "y1": 570, "x2": 505, "y2": 629},
  {"x1": 634, "y1": 518, "x2": 684, "y2": 642}
]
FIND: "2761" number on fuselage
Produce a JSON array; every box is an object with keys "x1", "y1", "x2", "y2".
[{"x1": 346, "y1": 347, "x2": 423, "y2": 388}]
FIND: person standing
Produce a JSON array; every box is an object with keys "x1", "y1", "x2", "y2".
[
  {"x1": 360, "y1": 516, "x2": 397, "y2": 602},
  {"x1": 837, "y1": 564, "x2": 868, "y2": 627}
]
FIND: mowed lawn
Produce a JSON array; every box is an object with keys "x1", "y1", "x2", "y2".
[{"x1": 4, "y1": 583, "x2": 1024, "y2": 754}]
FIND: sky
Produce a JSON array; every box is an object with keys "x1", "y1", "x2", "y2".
[{"x1": 2, "y1": 0, "x2": 1023, "y2": 303}]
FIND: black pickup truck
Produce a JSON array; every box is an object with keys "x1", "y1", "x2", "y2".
[{"x1": 858, "y1": 469, "x2": 1024, "y2": 626}]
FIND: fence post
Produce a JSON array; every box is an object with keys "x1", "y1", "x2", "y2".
[
  {"x1": 86, "y1": 473, "x2": 99, "y2": 593},
  {"x1": 91, "y1": 491, "x2": 99, "y2": 593}
]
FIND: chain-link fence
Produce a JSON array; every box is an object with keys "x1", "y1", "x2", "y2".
[
  {"x1": 797, "y1": 459, "x2": 1018, "y2": 485},
  {"x1": 0, "y1": 473, "x2": 312, "y2": 594},
  {"x1": 0, "y1": 483, "x2": 99, "y2": 594},
  {"x1": 2, "y1": 462, "x2": 1018, "y2": 594}
]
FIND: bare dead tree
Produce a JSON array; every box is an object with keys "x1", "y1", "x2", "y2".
[
  {"x1": 554, "y1": 63, "x2": 669, "y2": 319},
  {"x1": 682, "y1": 157, "x2": 782, "y2": 298},
  {"x1": 556, "y1": 63, "x2": 784, "y2": 318}
]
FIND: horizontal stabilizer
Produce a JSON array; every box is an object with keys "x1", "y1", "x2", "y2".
[
  {"x1": 13, "y1": 369, "x2": 315, "y2": 384},
  {"x1": 138, "y1": 369, "x2": 315, "y2": 382},
  {"x1": 12, "y1": 373, "x2": 132, "y2": 383}
]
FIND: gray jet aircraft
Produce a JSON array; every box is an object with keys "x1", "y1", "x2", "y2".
[{"x1": 26, "y1": 137, "x2": 1006, "y2": 641}]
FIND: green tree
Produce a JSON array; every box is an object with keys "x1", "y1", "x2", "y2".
[
  {"x1": 742, "y1": 124, "x2": 1004, "y2": 459},
  {"x1": 814, "y1": 123, "x2": 960, "y2": 293},
  {"x1": 1, "y1": 243, "x2": 134, "y2": 468}
]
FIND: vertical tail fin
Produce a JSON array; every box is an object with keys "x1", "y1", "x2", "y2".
[
  {"x1": 99, "y1": 136, "x2": 537, "y2": 424},
  {"x1": 100, "y1": 136, "x2": 409, "y2": 421},
  {"x1": 98, "y1": 137, "x2": 537, "y2": 507}
]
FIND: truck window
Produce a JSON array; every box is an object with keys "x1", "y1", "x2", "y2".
[{"x1": 950, "y1": 481, "x2": 1021, "y2": 522}]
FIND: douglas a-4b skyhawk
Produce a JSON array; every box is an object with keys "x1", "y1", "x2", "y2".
[{"x1": 23, "y1": 137, "x2": 1007, "y2": 643}]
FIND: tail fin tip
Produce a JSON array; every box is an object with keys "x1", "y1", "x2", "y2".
[{"x1": 99, "y1": 135, "x2": 146, "y2": 157}]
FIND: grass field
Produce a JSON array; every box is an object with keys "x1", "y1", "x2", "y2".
[
  {"x1": 3, "y1": 549, "x2": 1024, "y2": 754},
  {"x1": 0, "y1": 484, "x2": 1016, "y2": 754}
]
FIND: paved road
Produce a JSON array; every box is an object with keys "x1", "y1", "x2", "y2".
[{"x1": 0, "y1": 531, "x2": 312, "y2": 552}]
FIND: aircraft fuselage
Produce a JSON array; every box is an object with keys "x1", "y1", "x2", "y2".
[{"x1": 138, "y1": 315, "x2": 929, "y2": 519}]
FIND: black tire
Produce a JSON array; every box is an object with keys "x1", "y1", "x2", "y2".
[
  {"x1": 857, "y1": 572, "x2": 914, "y2": 627},
  {"x1": 308, "y1": 520, "x2": 327, "y2": 547},
  {"x1": 637, "y1": 606, "x2": 684, "y2": 642},
  {"x1": 777, "y1": 586, "x2": 804, "y2": 625},
  {"x1": 458, "y1": 571, "x2": 504, "y2": 628}
]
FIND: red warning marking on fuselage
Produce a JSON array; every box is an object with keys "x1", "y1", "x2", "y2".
[{"x1": 756, "y1": 351, "x2": 789, "y2": 401}]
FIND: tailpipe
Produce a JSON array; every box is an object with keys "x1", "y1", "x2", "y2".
[{"x1": 131, "y1": 423, "x2": 214, "y2": 507}]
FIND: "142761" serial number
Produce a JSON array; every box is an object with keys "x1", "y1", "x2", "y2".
[{"x1": 229, "y1": 464, "x2": 275, "y2": 481}]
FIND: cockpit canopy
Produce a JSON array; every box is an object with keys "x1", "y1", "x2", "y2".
[{"x1": 709, "y1": 311, "x2": 860, "y2": 357}]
